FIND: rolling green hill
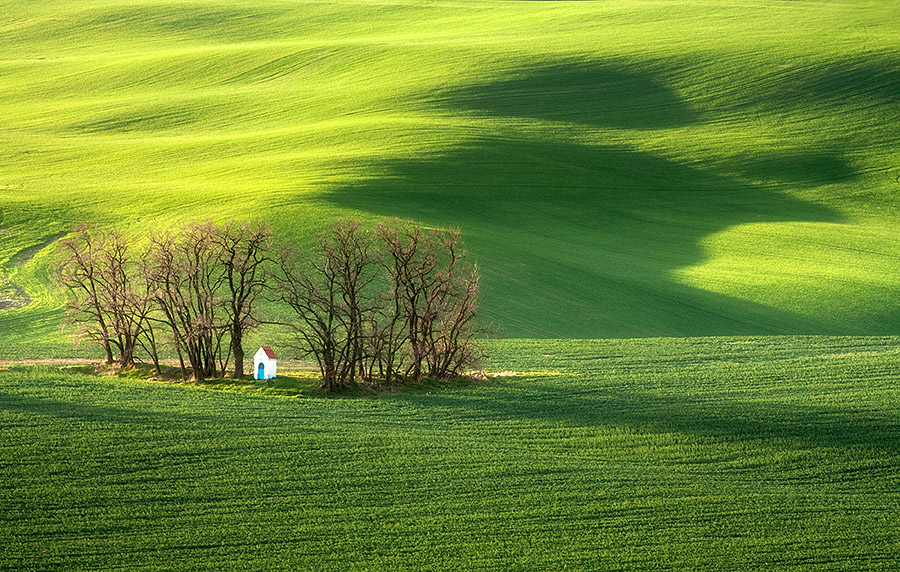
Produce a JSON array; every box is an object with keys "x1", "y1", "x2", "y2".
[{"x1": 1, "y1": 0, "x2": 899, "y2": 351}]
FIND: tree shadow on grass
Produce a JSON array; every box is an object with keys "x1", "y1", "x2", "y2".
[
  {"x1": 0, "y1": 392, "x2": 224, "y2": 427},
  {"x1": 434, "y1": 60, "x2": 702, "y2": 130},
  {"x1": 767, "y1": 57, "x2": 900, "y2": 109},
  {"x1": 401, "y1": 380, "x2": 900, "y2": 455},
  {"x1": 329, "y1": 139, "x2": 846, "y2": 336},
  {"x1": 326, "y1": 60, "x2": 852, "y2": 337}
]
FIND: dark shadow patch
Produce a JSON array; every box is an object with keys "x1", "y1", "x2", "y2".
[
  {"x1": 774, "y1": 57, "x2": 900, "y2": 107},
  {"x1": 436, "y1": 60, "x2": 700, "y2": 129},
  {"x1": 727, "y1": 152, "x2": 858, "y2": 188},
  {"x1": 327, "y1": 138, "x2": 843, "y2": 337},
  {"x1": 0, "y1": 393, "x2": 207, "y2": 426},
  {"x1": 321, "y1": 58, "x2": 879, "y2": 336},
  {"x1": 426, "y1": 387, "x2": 900, "y2": 454}
]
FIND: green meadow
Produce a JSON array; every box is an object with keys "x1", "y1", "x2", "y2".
[
  {"x1": 1, "y1": 0, "x2": 899, "y2": 348},
  {"x1": 2, "y1": 2, "x2": 900, "y2": 568},
  {"x1": 3, "y1": 337, "x2": 900, "y2": 570}
]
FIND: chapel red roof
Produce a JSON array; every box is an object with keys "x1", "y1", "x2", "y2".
[{"x1": 262, "y1": 346, "x2": 277, "y2": 359}]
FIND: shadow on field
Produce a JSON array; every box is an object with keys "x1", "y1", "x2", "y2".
[
  {"x1": 326, "y1": 60, "x2": 849, "y2": 337},
  {"x1": 723, "y1": 151, "x2": 859, "y2": 189},
  {"x1": 0, "y1": 393, "x2": 224, "y2": 427},
  {"x1": 769, "y1": 57, "x2": 900, "y2": 108},
  {"x1": 436, "y1": 61, "x2": 701, "y2": 129},
  {"x1": 402, "y1": 382, "x2": 900, "y2": 453}
]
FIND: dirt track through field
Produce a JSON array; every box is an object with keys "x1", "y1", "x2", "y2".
[
  {"x1": 0, "y1": 231, "x2": 68, "y2": 311},
  {"x1": 0, "y1": 277, "x2": 30, "y2": 310}
]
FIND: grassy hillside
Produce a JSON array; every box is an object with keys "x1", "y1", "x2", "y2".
[
  {"x1": 3, "y1": 336, "x2": 900, "y2": 570},
  {"x1": 1, "y1": 0, "x2": 899, "y2": 349}
]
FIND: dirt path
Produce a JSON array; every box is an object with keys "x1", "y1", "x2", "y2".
[
  {"x1": 0, "y1": 231, "x2": 69, "y2": 311},
  {"x1": 0, "y1": 277, "x2": 31, "y2": 310}
]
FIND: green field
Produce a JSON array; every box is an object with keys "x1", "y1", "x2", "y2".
[
  {"x1": 3, "y1": 337, "x2": 900, "y2": 570},
  {"x1": 3, "y1": 3, "x2": 900, "y2": 567},
  {"x1": 1, "y1": 0, "x2": 899, "y2": 350}
]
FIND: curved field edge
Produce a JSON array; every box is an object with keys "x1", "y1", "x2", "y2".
[
  {"x1": 1, "y1": 0, "x2": 899, "y2": 350},
  {"x1": 2, "y1": 336, "x2": 900, "y2": 570}
]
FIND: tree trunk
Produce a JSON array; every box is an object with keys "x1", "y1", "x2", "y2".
[
  {"x1": 102, "y1": 340, "x2": 114, "y2": 365},
  {"x1": 232, "y1": 320, "x2": 244, "y2": 378},
  {"x1": 148, "y1": 330, "x2": 161, "y2": 376}
]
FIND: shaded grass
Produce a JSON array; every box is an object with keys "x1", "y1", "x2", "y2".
[
  {"x1": 57, "y1": 360, "x2": 494, "y2": 400},
  {"x1": 328, "y1": 137, "x2": 845, "y2": 337},
  {"x1": 2, "y1": 336, "x2": 900, "y2": 570}
]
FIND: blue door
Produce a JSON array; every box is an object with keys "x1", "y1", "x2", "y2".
[{"x1": 257, "y1": 363, "x2": 265, "y2": 380}]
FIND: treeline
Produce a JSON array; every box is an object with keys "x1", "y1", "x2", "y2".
[{"x1": 57, "y1": 219, "x2": 482, "y2": 390}]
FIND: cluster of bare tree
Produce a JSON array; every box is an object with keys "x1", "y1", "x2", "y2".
[
  {"x1": 58, "y1": 218, "x2": 481, "y2": 390},
  {"x1": 278, "y1": 219, "x2": 481, "y2": 391},
  {"x1": 59, "y1": 221, "x2": 270, "y2": 382}
]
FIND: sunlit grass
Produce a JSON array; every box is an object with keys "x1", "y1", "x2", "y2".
[{"x1": 1, "y1": 0, "x2": 899, "y2": 349}]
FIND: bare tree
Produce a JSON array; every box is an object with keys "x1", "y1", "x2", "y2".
[
  {"x1": 58, "y1": 224, "x2": 158, "y2": 369},
  {"x1": 277, "y1": 221, "x2": 379, "y2": 391},
  {"x1": 144, "y1": 223, "x2": 225, "y2": 382},
  {"x1": 141, "y1": 233, "x2": 187, "y2": 379},
  {"x1": 426, "y1": 253, "x2": 481, "y2": 380},
  {"x1": 58, "y1": 224, "x2": 115, "y2": 364},
  {"x1": 59, "y1": 219, "x2": 272, "y2": 381},
  {"x1": 327, "y1": 220, "x2": 379, "y2": 384},
  {"x1": 279, "y1": 218, "x2": 482, "y2": 391},
  {"x1": 369, "y1": 279, "x2": 408, "y2": 385},
  {"x1": 277, "y1": 244, "x2": 344, "y2": 391},
  {"x1": 213, "y1": 221, "x2": 272, "y2": 379},
  {"x1": 132, "y1": 285, "x2": 163, "y2": 376},
  {"x1": 59, "y1": 217, "x2": 479, "y2": 389},
  {"x1": 376, "y1": 220, "x2": 429, "y2": 381},
  {"x1": 377, "y1": 219, "x2": 481, "y2": 382},
  {"x1": 101, "y1": 231, "x2": 140, "y2": 368}
]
